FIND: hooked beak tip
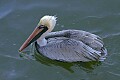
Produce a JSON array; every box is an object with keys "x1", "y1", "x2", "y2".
[
  {"x1": 18, "y1": 49, "x2": 22, "y2": 52},
  {"x1": 18, "y1": 48, "x2": 23, "y2": 52}
]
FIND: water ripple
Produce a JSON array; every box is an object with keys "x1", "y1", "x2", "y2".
[
  {"x1": 108, "y1": 71, "x2": 120, "y2": 77},
  {"x1": 103, "y1": 32, "x2": 120, "y2": 38},
  {"x1": 0, "y1": 9, "x2": 12, "y2": 19},
  {"x1": 0, "y1": 54, "x2": 21, "y2": 60},
  {"x1": 0, "y1": 1, "x2": 14, "y2": 19}
]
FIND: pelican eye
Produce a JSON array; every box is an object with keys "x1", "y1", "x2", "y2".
[
  {"x1": 38, "y1": 25, "x2": 47, "y2": 29},
  {"x1": 38, "y1": 25, "x2": 44, "y2": 29}
]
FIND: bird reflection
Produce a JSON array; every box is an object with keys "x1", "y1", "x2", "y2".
[
  {"x1": 20, "y1": 46, "x2": 101, "y2": 73},
  {"x1": 35, "y1": 51, "x2": 101, "y2": 73}
]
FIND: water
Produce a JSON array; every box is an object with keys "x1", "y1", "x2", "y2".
[{"x1": 0, "y1": 0, "x2": 120, "y2": 80}]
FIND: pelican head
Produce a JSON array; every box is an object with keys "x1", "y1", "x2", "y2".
[
  {"x1": 38, "y1": 15, "x2": 57, "y2": 31},
  {"x1": 19, "y1": 15, "x2": 57, "y2": 52}
]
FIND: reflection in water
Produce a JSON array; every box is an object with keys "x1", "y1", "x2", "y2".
[
  {"x1": 35, "y1": 52, "x2": 101, "y2": 73},
  {"x1": 20, "y1": 44, "x2": 101, "y2": 73}
]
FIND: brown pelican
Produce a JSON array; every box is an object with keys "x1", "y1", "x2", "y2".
[{"x1": 19, "y1": 15, "x2": 107, "y2": 62}]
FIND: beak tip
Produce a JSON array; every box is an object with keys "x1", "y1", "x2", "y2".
[
  {"x1": 18, "y1": 49, "x2": 22, "y2": 52},
  {"x1": 19, "y1": 44, "x2": 27, "y2": 53}
]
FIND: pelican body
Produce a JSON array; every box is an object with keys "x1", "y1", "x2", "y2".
[{"x1": 19, "y1": 15, "x2": 107, "y2": 62}]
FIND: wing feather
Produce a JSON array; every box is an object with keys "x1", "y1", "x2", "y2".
[
  {"x1": 36, "y1": 38, "x2": 105, "y2": 62},
  {"x1": 35, "y1": 29, "x2": 107, "y2": 62}
]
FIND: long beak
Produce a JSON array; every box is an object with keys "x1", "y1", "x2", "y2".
[{"x1": 19, "y1": 26, "x2": 44, "y2": 52}]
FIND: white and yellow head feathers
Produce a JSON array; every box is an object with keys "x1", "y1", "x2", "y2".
[{"x1": 38, "y1": 15, "x2": 57, "y2": 31}]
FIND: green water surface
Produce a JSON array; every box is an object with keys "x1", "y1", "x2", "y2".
[{"x1": 0, "y1": 0, "x2": 120, "y2": 80}]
